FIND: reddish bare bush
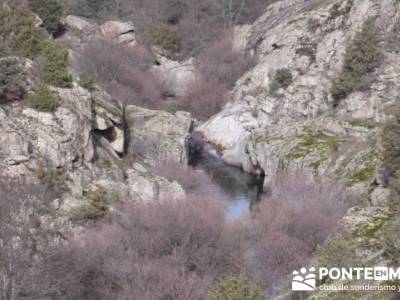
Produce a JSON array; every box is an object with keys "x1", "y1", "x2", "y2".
[
  {"x1": 118, "y1": 256, "x2": 212, "y2": 300},
  {"x1": 69, "y1": 0, "x2": 278, "y2": 58},
  {"x1": 40, "y1": 196, "x2": 242, "y2": 299},
  {"x1": 179, "y1": 34, "x2": 256, "y2": 119},
  {"x1": 153, "y1": 160, "x2": 224, "y2": 197},
  {"x1": 196, "y1": 33, "x2": 256, "y2": 88},
  {"x1": 0, "y1": 179, "x2": 62, "y2": 300},
  {"x1": 77, "y1": 39, "x2": 165, "y2": 109},
  {"x1": 31, "y1": 173, "x2": 353, "y2": 298},
  {"x1": 241, "y1": 173, "x2": 356, "y2": 293},
  {"x1": 179, "y1": 80, "x2": 228, "y2": 120},
  {"x1": 245, "y1": 231, "x2": 310, "y2": 291},
  {"x1": 253, "y1": 174, "x2": 355, "y2": 251},
  {"x1": 176, "y1": 8, "x2": 223, "y2": 58}
]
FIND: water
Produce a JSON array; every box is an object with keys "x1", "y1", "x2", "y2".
[{"x1": 190, "y1": 144, "x2": 264, "y2": 219}]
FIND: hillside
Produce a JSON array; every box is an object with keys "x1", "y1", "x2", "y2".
[
  {"x1": 1, "y1": 0, "x2": 400, "y2": 299},
  {"x1": 200, "y1": 0, "x2": 400, "y2": 298}
]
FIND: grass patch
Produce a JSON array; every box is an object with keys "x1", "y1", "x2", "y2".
[
  {"x1": 71, "y1": 185, "x2": 123, "y2": 222},
  {"x1": 286, "y1": 126, "x2": 339, "y2": 160},
  {"x1": 347, "y1": 118, "x2": 377, "y2": 129},
  {"x1": 97, "y1": 157, "x2": 112, "y2": 168},
  {"x1": 209, "y1": 276, "x2": 263, "y2": 300},
  {"x1": 345, "y1": 150, "x2": 378, "y2": 187}
]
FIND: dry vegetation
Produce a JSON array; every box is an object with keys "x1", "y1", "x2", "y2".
[
  {"x1": 77, "y1": 40, "x2": 164, "y2": 109},
  {"x1": 67, "y1": 0, "x2": 271, "y2": 118},
  {"x1": 0, "y1": 0, "x2": 367, "y2": 299},
  {"x1": 0, "y1": 172, "x2": 355, "y2": 299}
]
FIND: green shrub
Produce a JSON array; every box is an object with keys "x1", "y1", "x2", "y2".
[
  {"x1": 149, "y1": 25, "x2": 181, "y2": 57},
  {"x1": 343, "y1": 19, "x2": 381, "y2": 75},
  {"x1": 28, "y1": 0, "x2": 63, "y2": 36},
  {"x1": 71, "y1": 186, "x2": 111, "y2": 221},
  {"x1": 269, "y1": 68, "x2": 293, "y2": 93},
  {"x1": 328, "y1": 0, "x2": 353, "y2": 21},
  {"x1": 330, "y1": 18, "x2": 381, "y2": 105},
  {"x1": 30, "y1": 83, "x2": 60, "y2": 112},
  {"x1": 330, "y1": 73, "x2": 356, "y2": 106},
  {"x1": 208, "y1": 276, "x2": 263, "y2": 300},
  {"x1": 41, "y1": 40, "x2": 73, "y2": 88},
  {"x1": 0, "y1": 0, "x2": 46, "y2": 58},
  {"x1": 78, "y1": 73, "x2": 96, "y2": 91},
  {"x1": 0, "y1": 57, "x2": 25, "y2": 103},
  {"x1": 74, "y1": 185, "x2": 124, "y2": 222}
]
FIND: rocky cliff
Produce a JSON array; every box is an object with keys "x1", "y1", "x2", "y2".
[
  {"x1": 199, "y1": 0, "x2": 398, "y2": 194},
  {"x1": 2, "y1": 0, "x2": 400, "y2": 297},
  {"x1": 0, "y1": 60, "x2": 192, "y2": 225},
  {"x1": 198, "y1": 0, "x2": 400, "y2": 298}
]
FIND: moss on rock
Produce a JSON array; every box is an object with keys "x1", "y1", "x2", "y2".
[{"x1": 286, "y1": 126, "x2": 340, "y2": 170}]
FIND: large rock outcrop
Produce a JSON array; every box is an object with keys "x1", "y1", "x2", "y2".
[
  {"x1": 100, "y1": 20, "x2": 137, "y2": 47},
  {"x1": 126, "y1": 105, "x2": 193, "y2": 166},
  {"x1": 150, "y1": 56, "x2": 196, "y2": 98},
  {"x1": 0, "y1": 67, "x2": 191, "y2": 221},
  {"x1": 197, "y1": 1, "x2": 400, "y2": 298},
  {"x1": 199, "y1": 0, "x2": 400, "y2": 192},
  {"x1": 62, "y1": 15, "x2": 195, "y2": 101},
  {"x1": 63, "y1": 16, "x2": 137, "y2": 47}
]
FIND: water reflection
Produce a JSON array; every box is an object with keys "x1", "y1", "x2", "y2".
[{"x1": 190, "y1": 144, "x2": 264, "y2": 219}]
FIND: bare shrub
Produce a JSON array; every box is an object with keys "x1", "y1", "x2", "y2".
[
  {"x1": 152, "y1": 160, "x2": 222, "y2": 196},
  {"x1": 176, "y1": 7, "x2": 223, "y2": 58},
  {"x1": 179, "y1": 79, "x2": 228, "y2": 120},
  {"x1": 245, "y1": 231, "x2": 310, "y2": 292},
  {"x1": 30, "y1": 173, "x2": 354, "y2": 298},
  {"x1": 254, "y1": 174, "x2": 354, "y2": 250},
  {"x1": 40, "y1": 196, "x2": 243, "y2": 299},
  {"x1": 179, "y1": 34, "x2": 256, "y2": 119},
  {"x1": 0, "y1": 179, "x2": 61, "y2": 300},
  {"x1": 70, "y1": 0, "x2": 275, "y2": 58},
  {"x1": 243, "y1": 173, "x2": 356, "y2": 293},
  {"x1": 196, "y1": 33, "x2": 257, "y2": 89},
  {"x1": 77, "y1": 39, "x2": 164, "y2": 109},
  {"x1": 118, "y1": 256, "x2": 212, "y2": 300}
]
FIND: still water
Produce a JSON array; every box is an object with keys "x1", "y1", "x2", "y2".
[{"x1": 190, "y1": 144, "x2": 264, "y2": 219}]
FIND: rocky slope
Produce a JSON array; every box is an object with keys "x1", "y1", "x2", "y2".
[
  {"x1": 61, "y1": 15, "x2": 196, "y2": 100},
  {"x1": 199, "y1": 0, "x2": 398, "y2": 193},
  {"x1": 2, "y1": 0, "x2": 400, "y2": 297},
  {"x1": 0, "y1": 59, "x2": 192, "y2": 225},
  {"x1": 198, "y1": 0, "x2": 400, "y2": 298}
]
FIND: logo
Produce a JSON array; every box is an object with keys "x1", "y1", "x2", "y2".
[
  {"x1": 291, "y1": 267, "x2": 400, "y2": 292},
  {"x1": 292, "y1": 267, "x2": 316, "y2": 291}
]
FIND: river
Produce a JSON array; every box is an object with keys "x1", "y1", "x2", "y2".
[{"x1": 189, "y1": 143, "x2": 265, "y2": 219}]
